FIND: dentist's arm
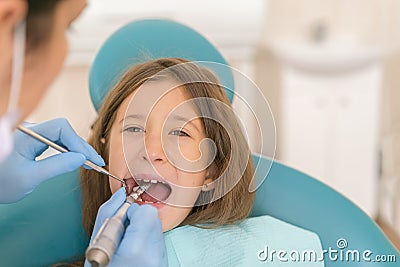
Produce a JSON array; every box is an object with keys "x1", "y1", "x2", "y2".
[
  {"x1": 0, "y1": 118, "x2": 105, "y2": 203},
  {"x1": 85, "y1": 188, "x2": 167, "y2": 267}
]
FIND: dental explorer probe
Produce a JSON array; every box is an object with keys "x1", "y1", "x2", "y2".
[
  {"x1": 85, "y1": 183, "x2": 151, "y2": 267},
  {"x1": 16, "y1": 125, "x2": 126, "y2": 186}
]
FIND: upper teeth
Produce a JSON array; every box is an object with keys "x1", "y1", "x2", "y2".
[{"x1": 139, "y1": 179, "x2": 167, "y2": 184}]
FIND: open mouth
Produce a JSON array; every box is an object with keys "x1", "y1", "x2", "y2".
[{"x1": 124, "y1": 176, "x2": 172, "y2": 203}]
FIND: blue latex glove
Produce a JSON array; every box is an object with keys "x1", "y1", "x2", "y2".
[
  {"x1": 0, "y1": 118, "x2": 105, "y2": 203},
  {"x1": 85, "y1": 188, "x2": 167, "y2": 267}
]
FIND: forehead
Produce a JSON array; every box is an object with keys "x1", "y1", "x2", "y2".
[{"x1": 117, "y1": 79, "x2": 194, "y2": 121}]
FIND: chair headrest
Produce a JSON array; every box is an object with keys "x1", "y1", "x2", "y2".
[{"x1": 89, "y1": 19, "x2": 234, "y2": 111}]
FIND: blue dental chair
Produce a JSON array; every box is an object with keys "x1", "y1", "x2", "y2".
[{"x1": 0, "y1": 19, "x2": 398, "y2": 267}]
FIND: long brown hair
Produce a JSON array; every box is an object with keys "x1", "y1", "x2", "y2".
[{"x1": 81, "y1": 58, "x2": 255, "y2": 235}]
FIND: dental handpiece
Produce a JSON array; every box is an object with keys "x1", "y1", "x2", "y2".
[
  {"x1": 16, "y1": 125, "x2": 126, "y2": 186},
  {"x1": 85, "y1": 183, "x2": 151, "y2": 267}
]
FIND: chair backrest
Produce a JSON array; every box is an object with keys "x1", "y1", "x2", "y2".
[
  {"x1": 89, "y1": 19, "x2": 234, "y2": 111},
  {"x1": 0, "y1": 155, "x2": 398, "y2": 266},
  {"x1": 251, "y1": 154, "x2": 400, "y2": 266},
  {"x1": 0, "y1": 170, "x2": 86, "y2": 266}
]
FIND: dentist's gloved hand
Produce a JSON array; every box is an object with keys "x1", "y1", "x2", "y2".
[
  {"x1": 0, "y1": 118, "x2": 105, "y2": 203},
  {"x1": 85, "y1": 188, "x2": 167, "y2": 267}
]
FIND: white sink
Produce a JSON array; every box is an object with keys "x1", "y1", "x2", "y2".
[{"x1": 269, "y1": 40, "x2": 385, "y2": 74}]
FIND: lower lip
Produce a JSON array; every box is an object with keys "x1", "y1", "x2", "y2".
[{"x1": 135, "y1": 201, "x2": 165, "y2": 210}]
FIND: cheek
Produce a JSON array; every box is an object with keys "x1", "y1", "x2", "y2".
[
  {"x1": 108, "y1": 128, "x2": 129, "y2": 193},
  {"x1": 179, "y1": 143, "x2": 201, "y2": 160},
  {"x1": 108, "y1": 153, "x2": 126, "y2": 194},
  {"x1": 19, "y1": 35, "x2": 68, "y2": 117},
  {"x1": 166, "y1": 140, "x2": 209, "y2": 174},
  {"x1": 37, "y1": 32, "x2": 68, "y2": 80},
  {"x1": 36, "y1": 31, "x2": 68, "y2": 90},
  {"x1": 108, "y1": 130, "x2": 124, "y2": 170},
  {"x1": 181, "y1": 172, "x2": 207, "y2": 187},
  {"x1": 109, "y1": 178, "x2": 121, "y2": 194},
  {"x1": 47, "y1": 34, "x2": 68, "y2": 80}
]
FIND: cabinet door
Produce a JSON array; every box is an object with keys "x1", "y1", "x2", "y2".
[
  {"x1": 281, "y1": 73, "x2": 330, "y2": 183},
  {"x1": 332, "y1": 83, "x2": 380, "y2": 216},
  {"x1": 281, "y1": 66, "x2": 381, "y2": 217}
]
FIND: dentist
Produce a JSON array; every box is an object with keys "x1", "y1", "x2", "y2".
[{"x1": 0, "y1": 1, "x2": 166, "y2": 265}]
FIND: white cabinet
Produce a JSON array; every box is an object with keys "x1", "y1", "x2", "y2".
[{"x1": 280, "y1": 65, "x2": 382, "y2": 217}]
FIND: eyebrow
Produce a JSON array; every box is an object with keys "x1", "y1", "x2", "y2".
[
  {"x1": 119, "y1": 114, "x2": 145, "y2": 124},
  {"x1": 172, "y1": 115, "x2": 201, "y2": 133}
]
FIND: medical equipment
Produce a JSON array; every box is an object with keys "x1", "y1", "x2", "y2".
[
  {"x1": 16, "y1": 125, "x2": 126, "y2": 187},
  {"x1": 85, "y1": 183, "x2": 151, "y2": 267}
]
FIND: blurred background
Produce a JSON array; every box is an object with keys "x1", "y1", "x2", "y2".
[{"x1": 27, "y1": 0, "x2": 400, "y2": 246}]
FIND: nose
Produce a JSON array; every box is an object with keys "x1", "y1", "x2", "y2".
[{"x1": 141, "y1": 133, "x2": 166, "y2": 164}]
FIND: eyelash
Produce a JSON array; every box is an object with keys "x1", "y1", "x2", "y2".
[
  {"x1": 170, "y1": 129, "x2": 190, "y2": 137},
  {"x1": 123, "y1": 126, "x2": 144, "y2": 133},
  {"x1": 123, "y1": 127, "x2": 190, "y2": 137}
]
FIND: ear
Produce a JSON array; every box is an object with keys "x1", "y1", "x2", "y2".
[
  {"x1": 201, "y1": 180, "x2": 214, "y2": 192},
  {"x1": 201, "y1": 170, "x2": 215, "y2": 192},
  {"x1": 0, "y1": 1, "x2": 27, "y2": 26}
]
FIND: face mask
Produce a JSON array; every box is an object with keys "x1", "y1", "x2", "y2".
[{"x1": 0, "y1": 21, "x2": 26, "y2": 162}]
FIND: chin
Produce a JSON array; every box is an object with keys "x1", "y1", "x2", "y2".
[
  {"x1": 162, "y1": 223, "x2": 176, "y2": 233},
  {"x1": 159, "y1": 214, "x2": 181, "y2": 233}
]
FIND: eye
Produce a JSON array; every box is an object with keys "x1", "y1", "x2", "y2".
[
  {"x1": 170, "y1": 129, "x2": 190, "y2": 137},
  {"x1": 123, "y1": 126, "x2": 144, "y2": 133}
]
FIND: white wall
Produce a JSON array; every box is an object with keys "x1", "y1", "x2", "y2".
[{"x1": 27, "y1": 66, "x2": 96, "y2": 139}]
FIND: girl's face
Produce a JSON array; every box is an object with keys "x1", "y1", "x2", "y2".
[{"x1": 108, "y1": 79, "x2": 212, "y2": 232}]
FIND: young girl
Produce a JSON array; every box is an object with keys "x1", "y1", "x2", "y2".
[
  {"x1": 81, "y1": 58, "x2": 323, "y2": 266},
  {"x1": 81, "y1": 57, "x2": 254, "y2": 233}
]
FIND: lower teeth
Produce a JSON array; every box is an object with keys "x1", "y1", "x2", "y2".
[{"x1": 136, "y1": 197, "x2": 159, "y2": 204}]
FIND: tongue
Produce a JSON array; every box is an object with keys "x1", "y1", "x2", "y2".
[
  {"x1": 124, "y1": 178, "x2": 171, "y2": 201},
  {"x1": 142, "y1": 183, "x2": 171, "y2": 202},
  {"x1": 141, "y1": 191, "x2": 159, "y2": 202}
]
